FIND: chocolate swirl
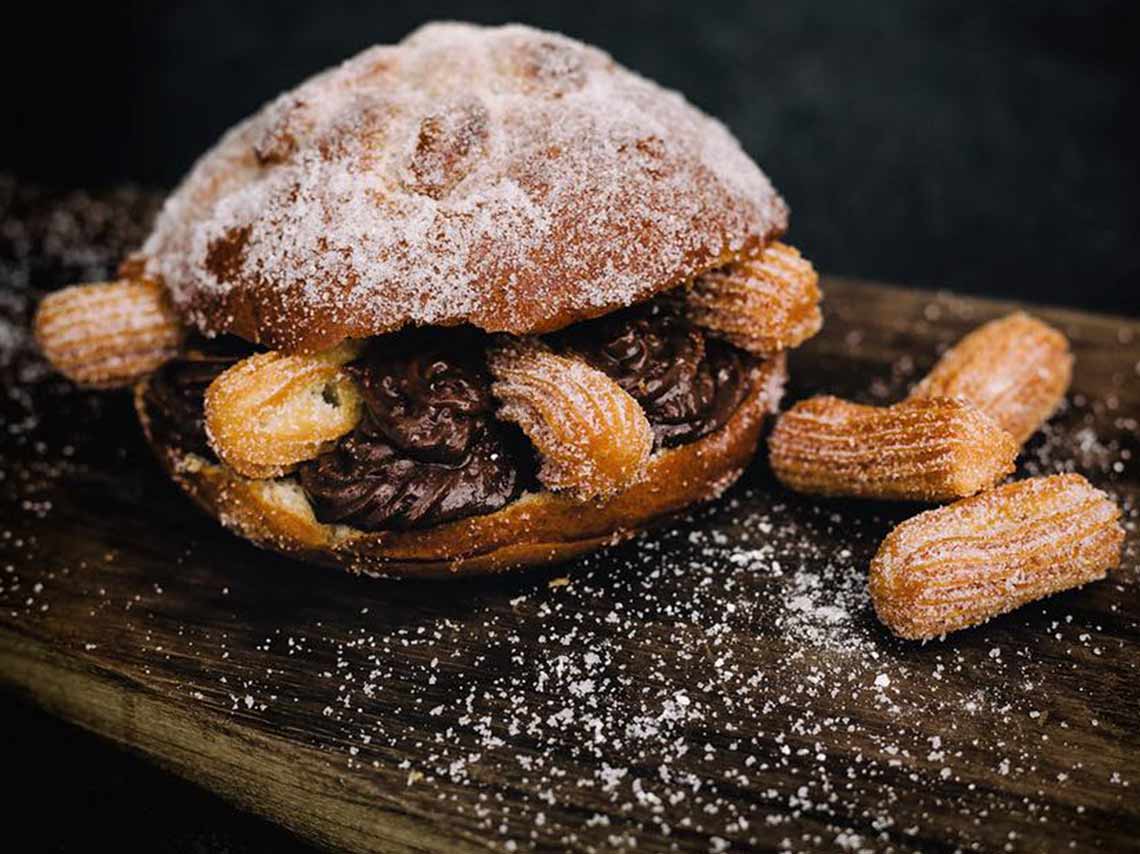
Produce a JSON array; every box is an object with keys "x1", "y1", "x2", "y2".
[
  {"x1": 298, "y1": 332, "x2": 529, "y2": 531},
  {"x1": 558, "y1": 300, "x2": 753, "y2": 447}
]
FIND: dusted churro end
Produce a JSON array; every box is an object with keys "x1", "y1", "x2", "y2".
[
  {"x1": 684, "y1": 243, "x2": 822, "y2": 356},
  {"x1": 909, "y1": 311, "x2": 1073, "y2": 445},
  {"x1": 870, "y1": 474, "x2": 1125, "y2": 640},
  {"x1": 768, "y1": 395, "x2": 1018, "y2": 502},
  {"x1": 487, "y1": 337, "x2": 653, "y2": 501},
  {"x1": 34, "y1": 279, "x2": 183, "y2": 388},
  {"x1": 204, "y1": 343, "x2": 363, "y2": 479}
]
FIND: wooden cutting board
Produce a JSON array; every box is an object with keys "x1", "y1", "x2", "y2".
[{"x1": 1, "y1": 194, "x2": 1138, "y2": 853}]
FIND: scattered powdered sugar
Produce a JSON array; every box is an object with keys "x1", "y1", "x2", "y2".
[{"x1": 6, "y1": 484, "x2": 1135, "y2": 852}]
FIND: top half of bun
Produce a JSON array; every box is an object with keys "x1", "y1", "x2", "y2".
[{"x1": 134, "y1": 22, "x2": 788, "y2": 353}]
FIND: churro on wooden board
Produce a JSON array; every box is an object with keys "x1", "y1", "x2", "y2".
[
  {"x1": 910, "y1": 312, "x2": 1072, "y2": 445},
  {"x1": 768, "y1": 395, "x2": 1017, "y2": 502},
  {"x1": 870, "y1": 474, "x2": 1124, "y2": 639}
]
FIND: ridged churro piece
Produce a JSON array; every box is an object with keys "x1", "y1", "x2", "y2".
[
  {"x1": 870, "y1": 474, "x2": 1124, "y2": 639},
  {"x1": 684, "y1": 242, "x2": 822, "y2": 356},
  {"x1": 488, "y1": 337, "x2": 653, "y2": 500},
  {"x1": 34, "y1": 279, "x2": 183, "y2": 388},
  {"x1": 204, "y1": 343, "x2": 363, "y2": 479},
  {"x1": 909, "y1": 312, "x2": 1072, "y2": 445},
  {"x1": 768, "y1": 396, "x2": 1017, "y2": 501}
]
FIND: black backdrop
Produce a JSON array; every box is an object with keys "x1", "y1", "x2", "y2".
[{"x1": 5, "y1": 0, "x2": 1139, "y2": 314}]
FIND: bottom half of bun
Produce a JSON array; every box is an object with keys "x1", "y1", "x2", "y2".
[{"x1": 134, "y1": 355, "x2": 786, "y2": 578}]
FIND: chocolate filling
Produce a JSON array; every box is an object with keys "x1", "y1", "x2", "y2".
[
  {"x1": 143, "y1": 299, "x2": 754, "y2": 533},
  {"x1": 556, "y1": 300, "x2": 753, "y2": 448},
  {"x1": 297, "y1": 331, "x2": 531, "y2": 531}
]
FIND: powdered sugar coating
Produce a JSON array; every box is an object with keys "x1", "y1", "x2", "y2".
[
  {"x1": 686, "y1": 242, "x2": 822, "y2": 355},
  {"x1": 33, "y1": 279, "x2": 183, "y2": 388},
  {"x1": 768, "y1": 395, "x2": 1019, "y2": 502},
  {"x1": 487, "y1": 337, "x2": 653, "y2": 500},
  {"x1": 870, "y1": 474, "x2": 1124, "y2": 639},
  {"x1": 908, "y1": 311, "x2": 1073, "y2": 445},
  {"x1": 140, "y1": 22, "x2": 788, "y2": 352}
]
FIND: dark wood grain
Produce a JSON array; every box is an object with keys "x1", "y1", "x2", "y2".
[{"x1": 1, "y1": 189, "x2": 1138, "y2": 854}]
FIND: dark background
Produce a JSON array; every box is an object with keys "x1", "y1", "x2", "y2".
[{"x1": 2, "y1": 2, "x2": 1138, "y2": 852}]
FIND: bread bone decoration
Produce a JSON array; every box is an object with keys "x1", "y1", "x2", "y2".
[{"x1": 33, "y1": 22, "x2": 821, "y2": 576}]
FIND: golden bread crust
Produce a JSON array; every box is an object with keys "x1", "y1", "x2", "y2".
[
  {"x1": 134, "y1": 355, "x2": 786, "y2": 577},
  {"x1": 135, "y1": 23, "x2": 787, "y2": 353}
]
